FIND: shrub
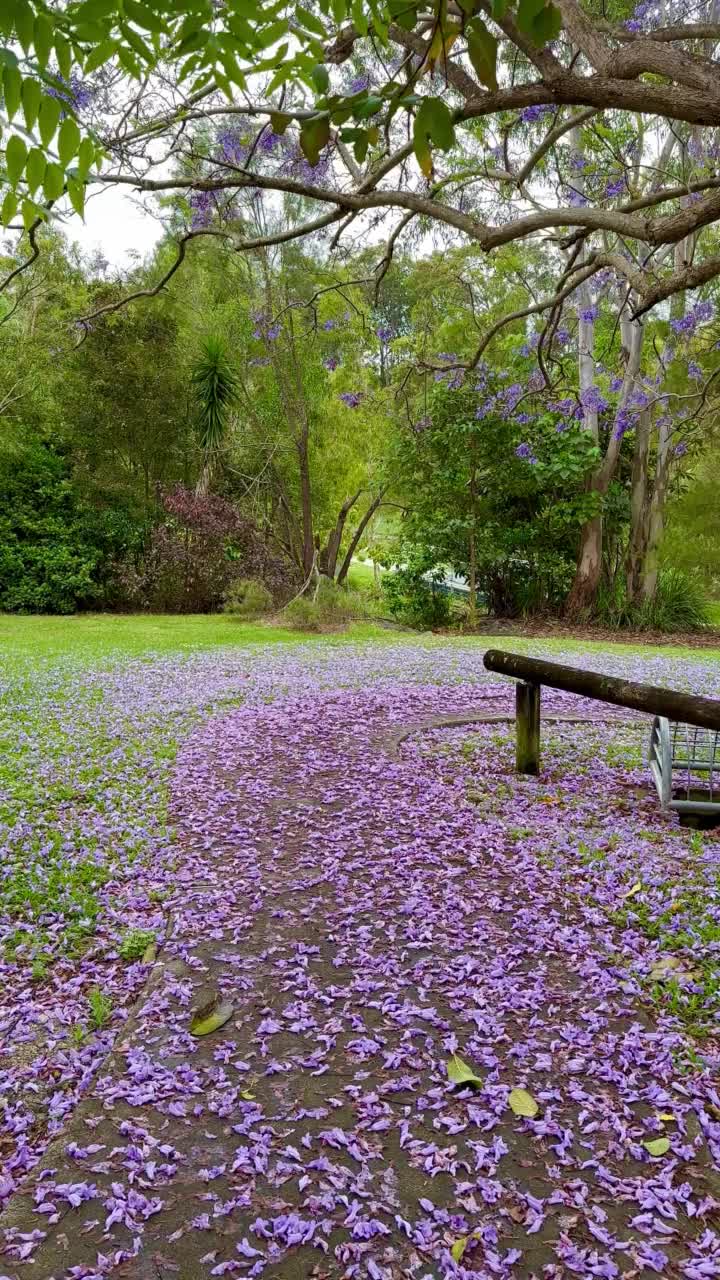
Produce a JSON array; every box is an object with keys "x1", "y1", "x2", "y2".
[
  {"x1": 642, "y1": 569, "x2": 710, "y2": 632},
  {"x1": 115, "y1": 486, "x2": 292, "y2": 612},
  {"x1": 0, "y1": 436, "x2": 138, "y2": 614},
  {"x1": 382, "y1": 564, "x2": 451, "y2": 629},
  {"x1": 223, "y1": 576, "x2": 274, "y2": 618},
  {"x1": 597, "y1": 569, "x2": 710, "y2": 632},
  {"x1": 282, "y1": 578, "x2": 367, "y2": 631}
]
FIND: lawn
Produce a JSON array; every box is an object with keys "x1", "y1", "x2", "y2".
[{"x1": 2, "y1": 614, "x2": 720, "y2": 1232}]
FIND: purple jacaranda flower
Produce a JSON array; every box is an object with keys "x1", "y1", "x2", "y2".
[
  {"x1": 323, "y1": 356, "x2": 340, "y2": 371},
  {"x1": 605, "y1": 175, "x2": 626, "y2": 197},
  {"x1": 674, "y1": 440, "x2": 688, "y2": 457},
  {"x1": 581, "y1": 384, "x2": 609, "y2": 414},
  {"x1": 579, "y1": 304, "x2": 600, "y2": 324},
  {"x1": 339, "y1": 392, "x2": 362, "y2": 408},
  {"x1": 520, "y1": 104, "x2": 554, "y2": 124},
  {"x1": 515, "y1": 442, "x2": 537, "y2": 462}
]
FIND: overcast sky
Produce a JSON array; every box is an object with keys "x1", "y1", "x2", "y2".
[{"x1": 62, "y1": 183, "x2": 163, "y2": 268}]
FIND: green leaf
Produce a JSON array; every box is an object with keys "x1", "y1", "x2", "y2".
[
  {"x1": 22, "y1": 198, "x2": 40, "y2": 228},
  {"x1": 530, "y1": 2, "x2": 562, "y2": 45},
  {"x1": 296, "y1": 3, "x2": 327, "y2": 36},
  {"x1": 77, "y1": 136, "x2": 97, "y2": 176},
  {"x1": 21, "y1": 76, "x2": 42, "y2": 130},
  {"x1": 66, "y1": 173, "x2": 86, "y2": 216},
  {"x1": 509, "y1": 1087, "x2": 539, "y2": 1117},
  {"x1": 622, "y1": 881, "x2": 642, "y2": 899},
  {"x1": 413, "y1": 96, "x2": 455, "y2": 175},
  {"x1": 5, "y1": 133, "x2": 27, "y2": 185},
  {"x1": 43, "y1": 161, "x2": 65, "y2": 201},
  {"x1": 388, "y1": 0, "x2": 419, "y2": 28},
  {"x1": 0, "y1": 189, "x2": 18, "y2": 225},
  {"x1": 516, "y1": 0, "x2": 546, "y2": 36},
  {"x1": 55, "y1": 34, "x2": 72, "y2": 80},
  {"x1": 415, "y1": 97, "x2": 455, "y2": 150},
  {"x1": 38, "y1": 94, "x2": 62, "y2": 147},
  {"x1": 75, "y1": 0, "x2": 119, "y2": 18},
  {"x1": 58, "y1": 117, "x2": 81, "y2": 164},
  {"x1": 2, "y1": 64, "x2": 21, "y2": 120},
  {"x1": 353, "y1": 94, "x2": 383, "y2": 120},
  {"x1": 491, "y1": 0, "x2": 509, "y2": 15},
  {"x1": 120, "y1": 21, "x2": 155, "y2": 63},
  {"x1": 269, "y1": 110, "x2": 292, "y2": 134},
  {"x1": 190, "y1": 998, "x2": 234, "y2": 1036},
  {"x1": 123, "y1": 0, "x2": 167, "y2": 32},
  {"x1": 451, "y1": 1237, "x2": 469, "y2": 1262},
  {"x1": 311, "y1": 62, "x2": 329, "y2": 94},
  {"x1": 643, "y1": 1137, "x2": 671, "y2": 1157},
  {"x1": 447, "y1": 1054, "x2": 483, "y2": 1087},
  {"x1": 14, "y1": 2, "x2": 35, "y2": 54},
  {"x1": 466, "y1": 16, "x2": 498, "y2": 91},
  {"x1": 353, "y1": 133, "x2": 368, "y2": 163},
  {"x1": 25, "y1": 147, "x2": 46, "y2": 193},
  {"x1": 34, "y1": 15, "x2": 54, "y2": 71},
  {"x1": 299, "y1": 113, "x2": 330, "y2": 165},
  {"x1": 84, "y1": 38, "x2": 121, "y2": 73}
]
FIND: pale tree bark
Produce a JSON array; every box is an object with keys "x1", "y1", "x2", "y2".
[
  {"x1": 565, "y1": 137, "x2": 603, "y2": 620},
  {"x1": 626, "y1": 409, "x2": 652, "y2": 602},
  {"x1": 627, "y1": 233, "x2": 689, "y2": 604}
]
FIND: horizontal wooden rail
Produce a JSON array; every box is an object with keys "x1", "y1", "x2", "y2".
[{"x1": 482, "y1": 648, "x2": 720, "y2": 775}]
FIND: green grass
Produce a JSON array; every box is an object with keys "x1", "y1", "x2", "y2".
[
  {"x1": 346, "y1": 560, "x2": 382, "y2": 592},
  {"x1": 3, "y1": 611, "x2": 720, "y2": 671},
  {"x1": 706, "y1": 601, "x2": 720, "y2": 627},
  {"x1": 0, "y1": 613, "x2": 392, "y2": 667}
]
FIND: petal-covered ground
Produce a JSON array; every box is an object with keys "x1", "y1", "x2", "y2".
[{"x1": 1, "y1": 641, "x2": 720, "y2": 1278}]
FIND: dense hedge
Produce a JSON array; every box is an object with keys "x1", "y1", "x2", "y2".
[{"x1": 0, "y1": 438, "x2": 137, "y2": 614}]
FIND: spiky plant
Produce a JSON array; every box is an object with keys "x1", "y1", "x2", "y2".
[{"x1": 190, "y1": 336, "x2": 238, "y2": 492}]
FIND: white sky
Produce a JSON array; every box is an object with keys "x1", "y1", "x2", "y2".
[{"x1": 62, "y1": 183, "x2": 163, "y2": 268}]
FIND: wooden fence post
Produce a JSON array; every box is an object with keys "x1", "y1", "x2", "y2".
[{"x1": 516, "y1": 681, "x2": 540, "y2": 775}]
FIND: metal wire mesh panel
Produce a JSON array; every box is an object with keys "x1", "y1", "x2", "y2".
[{"x1": 648, "y1": 716, "x2": 720, "y2": 815}]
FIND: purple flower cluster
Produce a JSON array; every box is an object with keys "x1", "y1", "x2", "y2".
[
  {"x1": 671, "y1": 301, "x2": 715, "y2": 336},
  {"x1": 189, "y1": 190, "x2": 216, "y2": 229},
  {"x1": 520, "y1": 104, "x2": 554, "y2": 124},
  {"x1": 339, "y1": 391, "x2": 362, "y2": 408},
  {"x1": 515, "y1": 442, "x2": 538, "y2": 462},
  {"x1": 581, "y1": 384, "x2": 609, "y2": 414},
  {"x1": 47, "y1": 73, "x2": 93, "y2": 113},
  {"x1": 579, "y1": 304, "x2": 600, "y2": 325}
]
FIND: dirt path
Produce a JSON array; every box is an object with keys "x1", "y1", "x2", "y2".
[{"x1": 1, "y1": 683, "x2": 718, "y2": 1279}]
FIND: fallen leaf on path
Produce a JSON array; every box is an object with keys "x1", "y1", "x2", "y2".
[
  {"x1": 643, "y1": 1137, "x2": 671, "y2": 1157},
  {"x1": 190, "y1": 999, "x2": 234, "y2": 1037},
  {"x1": 447, "y1": 1054, "x2": 483, "y2": 1088},
  {"x1": 509, "y1": 1087, "x2": 539, "y2": 1118}
]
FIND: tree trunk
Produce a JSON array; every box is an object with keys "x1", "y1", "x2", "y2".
[
  {"x1": 318, "y1": 490, "x2": 362, "y2": 578},
  {"x1": 297, "y1": 441, "x2": 314, "y2": 577},
  {"x1": 565, "y1": 512, "x2": 603, "y2": 618},
  {"x1": 639, "y1": 418, "x2": 672, "y2": 601},
  {"x1": 467, "y1": 461, "x2": 478, "y2": 626},
  {"x1": 336, "y1": 490, "x2": 387, "y2": 585},
  {"x1": 626, "y1": 410, "x2": 651, "y2": 605}
]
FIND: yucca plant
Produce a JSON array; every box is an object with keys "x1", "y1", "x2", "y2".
[{"x1": 190, "y1": 335, "x2": 239, "y2": 494}]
